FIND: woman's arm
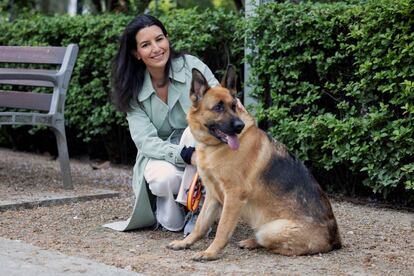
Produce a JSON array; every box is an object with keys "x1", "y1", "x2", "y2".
[{"x1": 127, "y1": 105, "x2": 186, "y2": 167}]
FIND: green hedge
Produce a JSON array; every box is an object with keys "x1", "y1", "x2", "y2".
[
  {"x1": 244, "y1": 0, "x2": 414, "y2": 199},
  {"x1": 0, "y1": 9, "x2": 243, "y2": 161},
  {"x1": 0, "y1": 1, "x2": 413, "y2": 202}
]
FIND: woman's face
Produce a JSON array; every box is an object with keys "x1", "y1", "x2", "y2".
[{"x1": 134, "y1": 25, "x2": 170, "y2": 71}]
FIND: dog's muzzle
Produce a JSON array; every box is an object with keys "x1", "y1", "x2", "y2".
[{"x1": 207, "y1": 118, "x2": 245, "y2": 151}]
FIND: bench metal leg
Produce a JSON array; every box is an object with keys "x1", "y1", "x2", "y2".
[{"x1": 52, "y1": 121, "x2": 73, "y2": 189}]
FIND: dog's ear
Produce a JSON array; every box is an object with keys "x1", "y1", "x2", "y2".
[
  {"x1": 221, "y1": 64, "x2": 237, "y2": 97},
  {"x1": 190, "y1": 68, "x2": 209, "y2": 105}
]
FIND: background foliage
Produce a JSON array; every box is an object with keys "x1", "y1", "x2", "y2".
[
  {"x1": 244, "y1": 0, "x2": 414, "y2": 202},
  {"x1": 0, "y1": 8, "x2": 243, "y2": 163},
  {"x1": 0, "y1": 0, "x2": 413, "y2": 204},
  {"x1": 0, "y1": 0, "x2": 241, "y2": 19}
]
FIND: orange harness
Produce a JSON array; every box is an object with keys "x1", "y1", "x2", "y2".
[{"x1": 186, "y1": 172, "x2": 203, "y2": 212}]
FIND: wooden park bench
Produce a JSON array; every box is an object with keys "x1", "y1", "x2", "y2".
[{"x1": 0, "y1": 44, "x2": 79, "y2": 189}]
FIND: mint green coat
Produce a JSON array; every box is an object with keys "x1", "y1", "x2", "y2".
[{"x1": 104, "y1": 55, "x2": 219, "y2": 231}]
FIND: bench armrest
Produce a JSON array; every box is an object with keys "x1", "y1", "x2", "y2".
[{"x1": 0, "y1": 69, "x2": 63, "y2": 86}]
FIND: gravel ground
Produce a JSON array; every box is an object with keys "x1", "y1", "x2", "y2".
[{"x1": 0, "y1": 147, "x2": 413, "y2": 275}]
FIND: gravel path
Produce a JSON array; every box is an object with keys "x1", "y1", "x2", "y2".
[{"x1": 0, "y1": 147, "x2": 413, "y2": 275}]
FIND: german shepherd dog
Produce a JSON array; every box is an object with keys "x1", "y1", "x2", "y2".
[{"x1": 167, "y1": 66, "x2": 341, "y2": 261}]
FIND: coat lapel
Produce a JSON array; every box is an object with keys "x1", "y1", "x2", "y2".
[
  {"x1": 138, "y1": 70, "x2": 153, "y2": 102},
  {"x1": 150, "y1": 97, "x2": 169, "y2": 129},
  {"x1": 138, "y1": 57, "x2": 191, "y2": 129},
  {"x1": 169, "y1": 59, "x2": 192, "y2": 114},
  {"x1": 138, "y1": 71, "x2": 168, "y2": 129}
]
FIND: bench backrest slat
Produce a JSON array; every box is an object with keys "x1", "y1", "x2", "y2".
[
  {"x1": 0, "y1": 91, "x2": 52, "y2": 111},
  {"x1": 0, "y1": 69, "x2": 57, "y2": 87},
  {"x1": 0, "y1": 46, "x2": 66, "y2": 64},
  {"x1": 0, "y1": 79, "x2": 55, "y2": 87}
]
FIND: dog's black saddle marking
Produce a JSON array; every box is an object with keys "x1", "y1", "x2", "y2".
[{"x1": 263, "y1": 152, "x2": 329, "y2": 220}]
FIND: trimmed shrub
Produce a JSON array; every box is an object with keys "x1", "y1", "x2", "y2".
[
  {"x1": 244, "y1": 0, "x2": 414, "y2": 200},
  {"x1": 0, "y1": 9, "x2": 243, "y2": 162},
  {"x1": 1, "y1": 1, "x2": 413, "y2": 203}
]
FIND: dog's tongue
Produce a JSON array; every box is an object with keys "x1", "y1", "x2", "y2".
[{"x1": 226, "y1": 135, "x2": 240, "y2": 151}]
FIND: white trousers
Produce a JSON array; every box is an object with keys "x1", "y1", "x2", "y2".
[{"x1": 144, "y1": 127, "x2": 196, "y2": 231}]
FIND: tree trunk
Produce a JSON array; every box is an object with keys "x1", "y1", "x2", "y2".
[
  {"x1": 136, "y1": 0, "x2": 151, "y2": 13},
  {"x1": 234, "y1": 0, "x2": 244, "y2": 10},
  {"x1": 39, "y1": 0, "x2": 50, "y2": 14},
  {"x1": 77, "y1": 0, "x2": 84, "y2": 14},
  {"x1": 91, "y1": 0, "x2": 103, "y2": 13},
  {"x1": 68, "y1": 0, "x2": 77, "y2": 15}
]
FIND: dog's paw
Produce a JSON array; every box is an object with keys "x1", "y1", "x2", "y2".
[
  {"x1": 238, "y1": 238, "x2": 260, "y2": 250},
  {"x1": 192, "y1": 251, "x2": 219, "y2": 262},
  {"x1": 166, "y1": 240, "x2": 191, "y2": 251}
]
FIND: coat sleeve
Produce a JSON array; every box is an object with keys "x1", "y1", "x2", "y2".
[
  {"x1": 127, "y1": 105, "x2": 186, "y2": 167},
  {"x1": 189, "y1": 55, "x2": 220, "y2": 88},
  {"x1": 203, "y1": 63, "x2": 220, "y2": 88}
]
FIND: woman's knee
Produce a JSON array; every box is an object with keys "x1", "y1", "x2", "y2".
[{"x1": 144, "y1": 160, "x2": 181, "y2": 197}]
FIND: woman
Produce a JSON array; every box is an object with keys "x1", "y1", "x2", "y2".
[{"x1": 104, "y1": 14, "x2": 219, "y2": 232}]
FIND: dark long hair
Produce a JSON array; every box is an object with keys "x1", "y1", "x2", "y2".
[{"x1": 111, "y1": 14, "x2": 184, "y2": 112}]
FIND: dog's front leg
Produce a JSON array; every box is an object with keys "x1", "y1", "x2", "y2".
[
  {"x1": 167, "y1": 191, "x2": 221, "y2": 250},
  {"x1": 192, "y1": 195, "x2": 245, "y2": 261}
]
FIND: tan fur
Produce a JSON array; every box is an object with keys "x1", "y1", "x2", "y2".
[{"x1": 167, "y1": 68, "x2": 341, "y2": 261}]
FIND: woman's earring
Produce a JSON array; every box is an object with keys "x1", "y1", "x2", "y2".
[{"x1": 134, "y1": 52, "x2": 140, "y2": 60}]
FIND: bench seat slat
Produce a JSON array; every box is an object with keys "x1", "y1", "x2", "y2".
[
  {"x1": 0, "y1": 91, "x2": 52, "y2": 111},
  {"x1": 0, "y1": 46, "x2": 66, "y2": 64}
]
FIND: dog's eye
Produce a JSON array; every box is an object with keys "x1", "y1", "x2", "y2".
[
  {"x1": 231, "y1": 103, "x2": 237, "y2": 112},
  {"x1": 213, "y1": 102, "x2": 225, "y2": 113}
]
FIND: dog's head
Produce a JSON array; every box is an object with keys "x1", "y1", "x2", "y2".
[{"x1": 187, "y1": 65, "x2": 245, "y2": 150}]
